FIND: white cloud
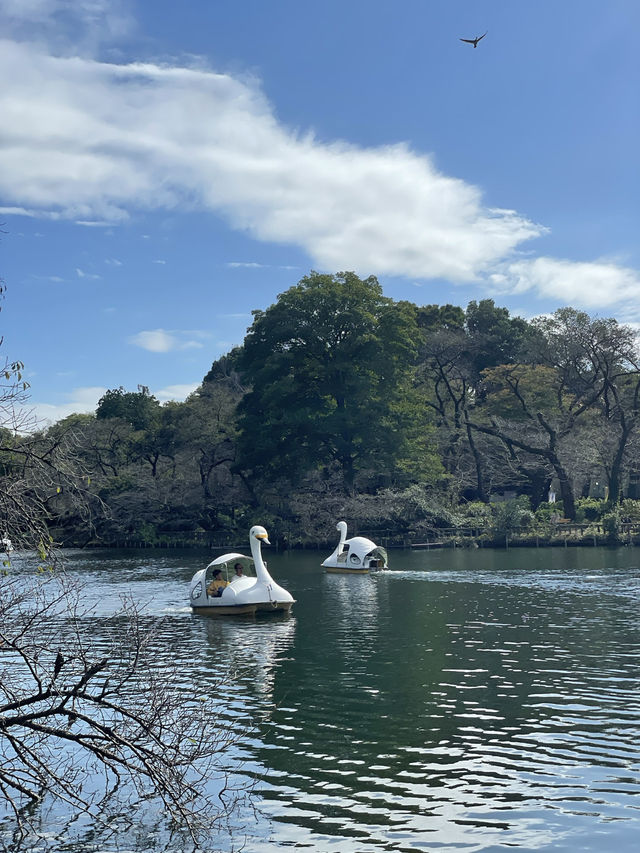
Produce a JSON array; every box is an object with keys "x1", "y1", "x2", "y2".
[
  {"x1": 31, "y1": 273, "x2": 65, "y2": 282},
  {"x1": 227, "y1": 261, "x2": 300, "y2": 270},
  {"x1": 0, "y1": 27, "x2": 636, "y2": 306},
  {"x1": 0, "y1": 39, "x2": 546, "y2": 284},
  {"x1": 155, "y1": 383, "x2": 200, "y2": 403},
  {"x1": 75, "y1": 267, "x2": 101, "y2": 279},
  {"x1": 0, "y1": 205, "x2": 57, "y2": 218},
  {"x1": 129, "y1": 330, "x2": 178, "y2": 353},
  {"x1": 129, "y1": 329, "x2": 206, "y2": 353},
  {"x1": 29, "y1": 384, "x2": 106, "y2": 426},
  {"x1": 498, "y1": 257, "x2": 640, "y2": 310}
]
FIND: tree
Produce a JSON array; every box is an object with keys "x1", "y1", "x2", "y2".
[
  {"x1": 96, "y1": 386, "x2": 168, "y2": 478},
  {"x1": 473, "y1": 363, "x2": 575, "y2": 514},
  {"x1": 593, "y1": 370, "x2": 640, "y2": 503},
  {"x1": 0, "y1": 289, "x2": 243, "y2": 848},
  {"x1": 176, "y1": 374, "x2": 243, "y2": 508},
  {"x1": 0, "y1": 571, "x2": 240, "y2": 849},
  {"x1": 236, "y1": 271, "x2": 440, "y2": 493},
  {"x1": 534, "y1": 308, "x2": 640, "y2": 504},
  {"x1": 465, "y1": 298, "x2": 541, "y2": 375},
  {"x1": 96, "y1": 385, "x2": 161, "y2": 431},
  {"x1": 468, "y1": 308, "x2": 640, "y2": 518}
]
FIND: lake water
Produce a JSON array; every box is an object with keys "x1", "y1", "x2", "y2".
[{"x1": 5, "y1": 545, "x2": 640, "y2": 852}]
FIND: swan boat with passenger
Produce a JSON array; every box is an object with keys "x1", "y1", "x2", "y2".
[{"x1": 189, "y1": 525, "x2": 294, "y2": 615}]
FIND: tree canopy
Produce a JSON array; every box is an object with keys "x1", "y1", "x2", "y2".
[
  {"x1": 4, "y1": 269, "x2": 640, "y2": 543},
  {"x1": 236, "y1": 271, "x2": 441, "y2": 491}
]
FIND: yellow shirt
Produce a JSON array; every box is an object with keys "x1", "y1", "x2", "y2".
[{"x1": 206, "y1": 579, "x2": 228, "y2": 595}]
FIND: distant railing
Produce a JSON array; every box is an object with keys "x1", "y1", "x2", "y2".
[
  {"x1": 84, "y1": 521, "x2": 640, "y2": 550},
  {"x1": 360, "y1": 521, "x2": 640, "y2": 549}
]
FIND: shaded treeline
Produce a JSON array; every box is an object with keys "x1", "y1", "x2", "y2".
[{"x1": 4, "y1": 271, "x2": 640, "y2": 548}]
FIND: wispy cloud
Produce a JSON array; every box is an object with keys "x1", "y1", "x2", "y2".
[
  {"x1": 490, "y1": 257, "x2": 640, "y2": 312},
  {"x1": 155, "y1": 383, "x2": 200, "y2": 403},
  {"x1": 75, "y1": 219, "x2": 114, "y2": 227},
  {"x1": 0, "y1": 24, "x2": 636, "y2": 313},
  {"x1": 32, "y1": 273, "x2": 65, "y2": 282},
  {"x1": 227, "y1": 261, "x2": 300, "y2": 270},
  {"x1": 0, "y1": 205, "x2": 63, "y2": 219},
  {"x1": 29, "y1": 384, "x2": 106, "y2": 427},
  {"x1": 129, "y1": 329, "x2": 207, "y2": 353},
  {"x1": 0, "y1": 39, "x2": 542, "y2": 287},
  {"x1": 75, "y1": 267, "x2": 101, "y2": 280},
  {"x1": 0, "y1": 1, "x2": 134, "y2": 48}
]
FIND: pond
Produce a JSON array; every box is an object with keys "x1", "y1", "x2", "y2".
[{"x1": 2, "y1": 545, "x2": 639, "y2": 852}]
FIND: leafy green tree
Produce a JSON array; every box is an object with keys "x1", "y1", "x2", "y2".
[
  {"x1": 237, "y1": 271, "x2": 440, "y2": 492},
  {"x1": 466, "y1": 298, "x2": 541, "y2": 374},
  {"x1": 533, "y1": 308, "x2": 640, "y2": 504},
  {"x1": 417, "y1": 303, "x2": 465, "y2": 333},
  {"x1": 469, "y1": 308, "x2": 639, "y2": 518},
  {"x1": 177, "y1": 376, "x2": 242, "y2": 503},
  {"x1": 96, "y1": 386, "x2": 168, "y2": 478},
  {"x1": 472, "y1": 363, "x2": 579, "y2": 518},
  {"x1": 415, "y1": 301, "x2": 543, "y2": 504},
  {"x1": 96, "y1": 385, "x2": 161, "y2": 431}
]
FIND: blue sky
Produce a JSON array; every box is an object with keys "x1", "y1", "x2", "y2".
[{"x1": 1, "y1": 0, "x2": 638, "y2": 425}]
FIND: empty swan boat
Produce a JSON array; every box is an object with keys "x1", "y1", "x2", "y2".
[{"x1": 321, "y1": 521, "x2": 388, "y2": 573}]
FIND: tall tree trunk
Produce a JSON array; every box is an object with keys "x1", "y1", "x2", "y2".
[
  {"x1": 465, "y1": 417, "x2": 488, "y2": 503},
  {"x1": 608, "y1": 422, "x2": 633, "y2": 505},
  {"x1": 553, "y1": 460, "x2": 576, "y2": 520}
]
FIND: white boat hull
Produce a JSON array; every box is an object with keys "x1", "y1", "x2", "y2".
[
  {"x1": 191, "y1": 600, "x2": 293, "y2": 616},
  {"x1": 189, "y1": 526, "x2": 295, "y2": 616}
]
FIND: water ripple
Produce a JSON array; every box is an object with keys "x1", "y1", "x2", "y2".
[{"x1": 4, "y1": 548, "x2": 637, "y2": 852}]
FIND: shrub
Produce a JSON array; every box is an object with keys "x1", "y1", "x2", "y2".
[
  {"x1": 576, "y1": 497, "x2": 605, "y2": 522},
  {"x1": 491, "y1": 497, "x2": 532, "y2": 541},
  {"x1": 601, "y1": 509, "x2": 621, "y2": 544},
  {"x1": 453, "y1": 501, "x2": 492, "y2": 528},
  {"x1": 620, "y1": 499, "x2": 640, "y2": 522},
  {"x1": 535, "y1": 501, "x2": 564, "y2": 523}
]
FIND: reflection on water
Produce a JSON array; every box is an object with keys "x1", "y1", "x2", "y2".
[
  {"x1": 245, "y1": 548, "x2": 640, "y2": 853},
  {"x1": 2, "y1": 547, "x2": 639, "y2": 852}
]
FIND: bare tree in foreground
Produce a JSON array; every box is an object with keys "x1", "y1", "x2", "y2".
[
  {"x1": 0, "y1": 568, "x2": 244, "y2": 851},
  {"x1": 1, "y1": 284, "x2": 245, "y2": 850}
]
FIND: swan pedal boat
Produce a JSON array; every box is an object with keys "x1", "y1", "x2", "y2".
[
  {"x1": 322, "y1": 521, "x2": 388, "y2": 574},
  {"x1": 190, "y1": 525, "x2": 294, "y2": 616}
]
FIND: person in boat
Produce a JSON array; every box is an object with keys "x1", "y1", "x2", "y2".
[
  {"x1": 206, "y1": 569, "x2": 228, "y2": 597},
  {"x1": 233, "y1": 562, "x2": 244, "y2": 580}
]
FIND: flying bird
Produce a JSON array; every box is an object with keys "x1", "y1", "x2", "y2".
[{"x1": 460, "y1": 31, "x2": 487, "y2": 48}]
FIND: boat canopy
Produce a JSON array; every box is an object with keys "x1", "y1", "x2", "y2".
[
  {"x1": 205, "y1": 553, "x2": 256, "y2": 581},
  {"x1": 331, "y1": 536, "x2": 387, "y2": 568}
]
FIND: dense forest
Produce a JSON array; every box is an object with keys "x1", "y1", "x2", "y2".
[{"x1": 4, "y1": 270, "x2": 640, "y2": 550}]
